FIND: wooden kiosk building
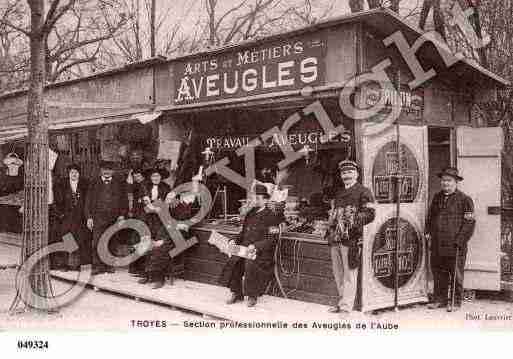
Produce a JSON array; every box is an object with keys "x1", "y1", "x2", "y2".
[{"x1": 0, "y1": 9, "x2": 509, "y2": 312}]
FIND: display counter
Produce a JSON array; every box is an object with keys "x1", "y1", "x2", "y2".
[{"x1": 184, "y1": 222, "x2": 339, "y2": 306}]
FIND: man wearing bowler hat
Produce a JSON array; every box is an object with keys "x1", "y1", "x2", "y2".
[
  {"x1": 426, "y1": 167, "x2": 475, "y2": 311},
  {"x1": 219, "y1": 183, "x2": 284, "y2": 307},
  {"x1": 85, "y1": 160, "x2": 128, "y2": 275},
  {"x1": 326, "y1": 160, "x2": 376, "y2": 314}
]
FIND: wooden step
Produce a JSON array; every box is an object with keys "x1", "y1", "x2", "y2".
[{"x1": 50, "y1": 268, "x2": 334, "y2": 322}]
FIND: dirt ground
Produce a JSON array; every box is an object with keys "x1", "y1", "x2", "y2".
[
  {"x1": 1, "y1": 242, "x2": 513, "y2": 331},
  {"x1": 0, "y1": 243, "x2": 199, "y2": 331}
]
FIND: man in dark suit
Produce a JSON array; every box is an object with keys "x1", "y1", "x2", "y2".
[
  {"x1": 54, "y1": 163, "x2": 91, "y2": 270},
  {"x1": 85, "y1": 160, "x2": 128, "y2": 275},
  {"x1": 219, "y1": 184, "x2": 284, "y2": 307},
  {"x1": 426, "y1": 167, "x2": 476, "y2": 311}
]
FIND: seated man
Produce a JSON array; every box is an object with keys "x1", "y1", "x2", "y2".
[
  {"x1": 218, "y1": 184, "x2": 283, "y2": 307},
  {"x1": 137, "y1": 167, "x2": 173, "y2": 289}
]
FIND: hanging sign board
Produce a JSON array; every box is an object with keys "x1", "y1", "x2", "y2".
[
  {"x1": 362, "y1": 83, "x2": 424, "y2": 123},
  {"x1": 173, "y1": 34, "x2": 326, "y2": 104}
]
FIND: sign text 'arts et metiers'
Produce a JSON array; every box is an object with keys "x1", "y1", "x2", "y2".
[{"x1": 173, "y1": 35, "x2": 326, "y2": 104}]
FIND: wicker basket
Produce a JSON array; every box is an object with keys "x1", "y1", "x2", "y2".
[{"x1": 3, "y1": 152, "x2": 23, "y2": 176}]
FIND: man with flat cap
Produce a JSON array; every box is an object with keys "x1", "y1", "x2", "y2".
[
  {"x1": 85, "y1": 160, "x2": 128, "y2": 275},
  {"x1": 426, "y1": 167, "x2": 475, "y2": 311},
  {"x1": 325, "y1": 160, "x2": 376, "y2": 314},
  {"x1": 219, "y1": 183, "x2": 284, "y2": 307}
]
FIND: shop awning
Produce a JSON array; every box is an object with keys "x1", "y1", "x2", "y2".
[{"x1": 0, "y1": 109, "x2": 161, "y2": 144}]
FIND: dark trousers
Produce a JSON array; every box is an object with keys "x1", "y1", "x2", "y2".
[
  {"x1": 91, "y1": 215, "x2": 117, "y2": 271},
  {"x1": 225, "y1": 257, "x2": 273, "y2": 298},
  {"x1": 228, "y1": 258, "x2": 245, "y2": 297},
  {"x1": 129, "y1": 255, "x2": 146, "y2": 274},
  {"x1": 431, "y1": 248, "x2": 468, "y2": 305},
  {"x1": 48, "y1": 206, "x2": 67, "y2": 269},
  {"x1": 144, "y1": 239, "x2": 174, "y2": 279},
  {"x1": 67, "y1": 226, "x2": 92, "y2": 267},
  {"x1": 126, "y1": 221, "x2": 146, "y2": 273}
]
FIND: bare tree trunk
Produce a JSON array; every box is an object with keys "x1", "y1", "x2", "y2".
[
  {"x1": 349, "y1": 0, "x2": 364, "y2": 13},
  {"x1": 367, "y1": 0, "x2": 381, "y2": 9},
  {"x1": 389, "y1": 0, "x2": 400, "y2": 12},
  {"x1": 150, "y1": 0, "x2": 156, "y2": 57},
  {"x1": 10, "y1": 0, "x2": 55, "y2": 313},
  {"x1": 207, "y1": 0, "x2": 217, "y2": 46}
]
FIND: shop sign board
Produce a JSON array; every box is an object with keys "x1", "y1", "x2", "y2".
[
  {"x1": 203, "y1": 130, "x2": 350, "y2": 151},
  {"x1": 362, "y1": 83, "x2": 424, "y2": 122},
  {"x1": 173, "y1": 34, "x2": 326, "y2": 104},
  {"x1": 372, "y1": 219, "x2": 419, "y2": 286},
  {"x1": 372, "y1": 142, "x2": 420, "y2": 203}
]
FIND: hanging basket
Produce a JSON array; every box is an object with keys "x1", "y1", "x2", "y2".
[{"x1": 3, "y1": 152, "x2": 23, "y2": 176}]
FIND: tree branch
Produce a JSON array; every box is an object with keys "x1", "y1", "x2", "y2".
[
  {"x1": 44, "y1": 0, "x2": 76, "y2": 33},
  {"x1": 0, "y1": 19, "x2": 30, "y2": 36}
]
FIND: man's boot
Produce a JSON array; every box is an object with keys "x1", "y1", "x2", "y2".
[
  {"x1": 428, "y1": 301, "x2": 446, "y2": 309},
  {"x1": 91, "y1": 266, "x2": 105, "y2": 276},
  {"x1": 226, "y1": 292, "x2": 243, "y2": 304},
  {"x1": 247, "y1": 297, "x2": 257, "y2": 307},
  {"x1": 152, "y1": 274, "x2": 165, "y2": 289},
  {"x1": 138, "y1": 273, "x2": 151, "y2": 284}
]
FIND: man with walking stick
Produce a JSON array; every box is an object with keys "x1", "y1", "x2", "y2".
[{"x1": 425, "y1": 168, "x2": 476, "y2": 312}]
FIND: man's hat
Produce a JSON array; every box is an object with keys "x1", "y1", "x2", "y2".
[
  {"x1": 438, "y1": 167, "x2": 463, "y2": 181},
  {"x1": 254, "y1": 183, "x2": 270, "y2": 197},
  {"x1": 99, "y1": 160, "x2": 116, "y2": 170},
  {"x1": 145, "y1": 167, "x2": 170, "y2": 180},
  {"x1": 66, "y1": 163, "x2": 81, "y2": 173},
  {"x1": 132, "y1": 166, "x2": 144, "y2": 176},
  {"x1": 338, "y1": 160, "x2": 359, "y2": 172}
]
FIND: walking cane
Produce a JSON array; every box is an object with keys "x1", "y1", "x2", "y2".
[{"x1": 449, "y1": 244, "x2": 460, "y2": 312}]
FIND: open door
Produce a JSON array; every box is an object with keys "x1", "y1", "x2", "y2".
[
  {"x1": 456, "y1": 126, "x2": 503, "y2": 291},
  {"x1": 360, "y1": 125, "x2": 429, "y2": 311}
]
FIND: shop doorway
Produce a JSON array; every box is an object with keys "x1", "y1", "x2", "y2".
[{"x1": 427, "y1": 127, "x2": 452, "y2": 206}]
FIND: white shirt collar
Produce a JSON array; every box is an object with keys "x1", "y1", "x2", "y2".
[
  {"x1": 344, "y1": 181, "x2": 357, "y2": 189},
  {"x1": 151, "y1": 185, "x2": 159, "y2": 200}
]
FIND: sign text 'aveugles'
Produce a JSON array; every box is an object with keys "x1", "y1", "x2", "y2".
[{"x1": 173, "y1": 35, "x2": 326, "y2": 104}]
